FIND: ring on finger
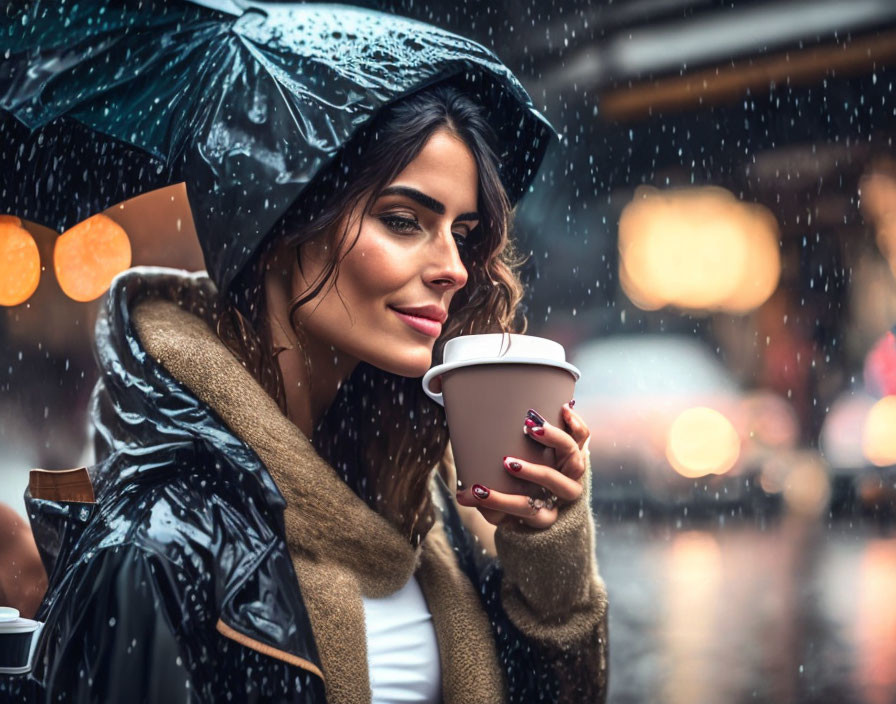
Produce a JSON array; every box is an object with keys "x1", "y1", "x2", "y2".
[{"x1": 527, "y1": 491, "x2": 559, "y2": 512}]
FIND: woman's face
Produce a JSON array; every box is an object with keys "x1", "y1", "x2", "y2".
[{"x1": 292, "y1": 128, "x2": 478, "y2": 378}]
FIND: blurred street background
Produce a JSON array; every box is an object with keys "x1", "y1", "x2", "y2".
[{"x1": 4, "y1": 0, "x2": 896, "y2": 701}]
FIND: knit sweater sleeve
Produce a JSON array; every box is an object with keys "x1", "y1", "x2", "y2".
[
  {"x1": 491, "y1": 447, "x2": 608, "y2": 702},
  {"x1": 436, "y1": 447, "x2": 609, "y2": 703}
]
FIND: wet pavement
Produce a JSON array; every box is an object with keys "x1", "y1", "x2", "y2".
[{"x1": 596, "y1": 517, "x2": 896, "y2": 704}]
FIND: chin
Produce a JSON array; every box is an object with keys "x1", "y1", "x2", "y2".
[{"x1": 370, "y1": 347, "x2": 433, "y2": 379}]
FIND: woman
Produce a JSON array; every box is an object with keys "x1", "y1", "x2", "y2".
[{"x1": 14, "y1": 14, "x2": 608, "y2": 704}]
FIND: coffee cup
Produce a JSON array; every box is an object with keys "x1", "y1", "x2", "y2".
[
  {"x1": 422, "y1": 333, "x2": 580, "y2": 496},
  {"x1": 0, "y1": 606, "x2": 43, "y2": 675}
]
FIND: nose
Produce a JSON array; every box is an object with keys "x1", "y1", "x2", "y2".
[{"x1": 425, "y1": 228, "x2": 469, "y2": 292}]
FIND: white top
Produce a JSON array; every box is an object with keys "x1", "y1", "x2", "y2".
[{"x1": 361, "y1": 574, "x2": 441, "y2": 704}]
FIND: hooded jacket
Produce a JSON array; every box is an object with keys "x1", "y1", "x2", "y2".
[{"x1": 12, "y1": 266, "x2": 608, "y2": 703}]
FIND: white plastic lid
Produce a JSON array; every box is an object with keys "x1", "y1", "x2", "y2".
[
  {"x1": 422, "y1": 333, "x2": 580, "y2": 406},
  {"x1": 441, "y1": 333, "x2": 566, "y2": 366}
]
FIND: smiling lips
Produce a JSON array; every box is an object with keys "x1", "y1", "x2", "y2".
[{"x1": 390, "y1": 305, "x2": 446, "y2": 338}]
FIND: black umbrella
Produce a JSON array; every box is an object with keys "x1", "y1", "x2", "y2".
[{"x1": 0, "y1": 0, "x2": 557, "y2": 301}]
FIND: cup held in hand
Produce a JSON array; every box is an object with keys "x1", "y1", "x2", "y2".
[{"x1": 423, "y1": 334, "x2": 580, "y2": 496}]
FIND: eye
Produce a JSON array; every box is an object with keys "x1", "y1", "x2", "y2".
[
  {"x1": 380, "y1": 215, "x2": 420, "y2": 233},
  {"x1": 381, "y1": 215, "x2": 470, "y2": 249},
  {"x1": 454, "y1": 225, "x2": 480, "y2": 255}
]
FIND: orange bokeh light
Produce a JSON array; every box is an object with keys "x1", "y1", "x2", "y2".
[
  {"x1": 0, "y1": 219, "x2": 41, "y2": 307},
  {"x1": 863, "y1": 395, "x2": 896, "y2": 467},
  {"x1": 619, "y1": 186, "x2": 781, "y2": 314},
  {"x1": 860, "y1": 169, "x2": 896, "y2": 279},
  {"x1": 54, "y1": 214, "x2": 132, "y2": 302}
]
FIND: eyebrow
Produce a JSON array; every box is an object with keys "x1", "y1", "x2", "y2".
[{"x1": 377, "y1": 185, "x2": 480, "y2": 222}]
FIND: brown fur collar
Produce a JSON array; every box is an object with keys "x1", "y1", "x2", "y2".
[
  {"x1": 132, "y1": 298, "x2": 419, "y2": 596},
  {"x1": 132, "y1": 296, "x2": 506, "y2": 704}
]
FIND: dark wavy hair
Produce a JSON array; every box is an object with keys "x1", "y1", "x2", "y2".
[{"x1": 215, "y1": 82, "x2": 529, "y2": 544}]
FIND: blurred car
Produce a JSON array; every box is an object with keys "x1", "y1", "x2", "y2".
[{"x1": 571, "y1": 334, "x2": 804, "y2": 512}]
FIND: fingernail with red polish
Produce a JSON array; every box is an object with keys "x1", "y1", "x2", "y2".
[
  {"x1": 530, "y1": 426, "x2": 545, "y2": 436},
  {"x1": 472, "y1": 484, "x2": 490, "y2": 500},
  {"x1": 526, "y1": 409, "x2": 546, "y2": 426},
  {"x1": 503, "y1": 457, "x2": 522, "y2": 472}
]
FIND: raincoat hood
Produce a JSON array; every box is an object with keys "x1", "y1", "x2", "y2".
[
  {"x1": 1, "y1": 0, "x2": 558, "y2": 307},
  {"x1": 87, "y1": 266, "x2": 287, "y2": 508}
]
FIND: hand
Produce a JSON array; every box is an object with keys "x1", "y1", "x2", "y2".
[{"x1": 455, "y1": 401, "x2": 591, "y2": 529}]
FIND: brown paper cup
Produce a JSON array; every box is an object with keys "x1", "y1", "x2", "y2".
[{"x1": 441, "y1": 362, "x2": 577, "y2": 495}]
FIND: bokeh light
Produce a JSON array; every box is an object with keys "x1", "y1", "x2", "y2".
[
  {"x1": 861, "y1": 168, "x2": 896, "y2": 279},
  {"x1": 863, "y1": 395, "x2": 896, "y2": 467},
  {"x1": 666, "y1": 406, "x2": 741, "y2": 478},
  {"x1": 856, "y1": 539, "x2": 896, "y2": 704},
  {"x1": 54, "y1": 214, "x2": 132, "y2": 302},
  {"x1": 0, "y1": 216, "x2": 41, "y2": 307},
  {"x1": 619, "y1": 186, "x2": 781, "y2": 313},
  {"x1": 662, "y1": 530, "x2": 723, "y2": 704}
]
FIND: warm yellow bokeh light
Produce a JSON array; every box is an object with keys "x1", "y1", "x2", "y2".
[
  {"x1": 54, "y1": 214, "x2": 132, "y2": 302},
  {"x1": 862, "y1": 171, "x2": 896, "y2": 281},
  {"x1": 863, "y1": 395, "x2": 896, "y2": 467},
  {"x1": 666, "y1": 406, "x2": 741, "y2": 478},
  {"x1": 0, "y1": 220, "x2": 41, "y2": 307},
  {"x1": 619, "y1": 186, "x2": 781, "y2": 313},
  {"x1": 662, "y1": 530, "x2": 723, "y2": 704}
]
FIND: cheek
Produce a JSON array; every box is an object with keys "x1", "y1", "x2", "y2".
[{"x1": 340, "y1": 231, "x2": 409, "y2": 298}]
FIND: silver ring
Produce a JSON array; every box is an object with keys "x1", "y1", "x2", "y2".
[{"x1": 527, "y1": 492, "x2": 559, "y2": 512}]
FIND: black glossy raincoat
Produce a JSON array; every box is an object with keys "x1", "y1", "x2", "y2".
[{"x1": 3, "y1": 268, "x2": 609, "y2": 703}]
